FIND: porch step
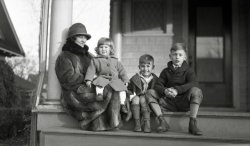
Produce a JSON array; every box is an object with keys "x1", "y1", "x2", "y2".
[
  {"x1": 34, "y1": 105, "x2": 250, "y2": 139},
  {"x1": 39, "y1": 126, "x2": 250, "y2": 146}
]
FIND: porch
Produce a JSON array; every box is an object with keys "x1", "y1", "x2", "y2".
[{"x1": 31, "y1": 0, "x2": 250, "y2": 145}]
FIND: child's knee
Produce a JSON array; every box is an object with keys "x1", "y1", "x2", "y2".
[
  {"x1": 131, "y1": 96, "x2": 140, "y2": 104},
  {"x1": 139, "y1": 96, "x2": 146, "y2": 104},
  {"x1": 189, "y1": 87, "x2": 203, "y2": 104},
  {"x1": 146, "y1": 89, "x2": 160, "y2": 99}
]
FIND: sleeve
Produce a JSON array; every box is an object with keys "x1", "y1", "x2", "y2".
[
  {"x1": 117, "y1": 61, "x2": 129, "y2": 83},
  {"x1": 55, "y1": 54, "x2": 84, "y2": 90},
  {"x1": 127, "y1": 78, "x2": 134, "y2": 95},
  {"x1": 84, "y1": 59, "x2": 96, "y2": 81},
  {"x1": 173, "y1": 69, "x2": 198, "y2": 94},
  {"x1": 154, "y1": 69, "x2": 168, "y2": 96}
]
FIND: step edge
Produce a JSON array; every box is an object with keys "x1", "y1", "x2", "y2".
[
  {"x1": 40, "y1": 127, "x2": 250, "y2": 143},
  {"x1": 33, "y1": 105, "x2": 250, "y2": 119}
]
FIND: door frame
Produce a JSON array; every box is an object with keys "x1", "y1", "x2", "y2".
[{"x1": 188, "y1": 0, "x2": 233, "y2": 107}]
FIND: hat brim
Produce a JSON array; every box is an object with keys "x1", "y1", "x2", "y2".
[{"x1": 69, "y1": 33, "x2": 91, "y2": 40}]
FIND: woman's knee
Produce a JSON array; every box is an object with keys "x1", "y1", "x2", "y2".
[{"x1": 189, "y1": 87, "x2": 203, "y2": 104}]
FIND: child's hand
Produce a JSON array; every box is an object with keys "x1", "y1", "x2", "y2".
[
  {"x1": 164, "y1": 88, "x2": 175, "y2": 98},
  {"x1": 86, "y1": 81, "x2": 92, "y2": 88},
  {"x1": 164, "y1": 88, "x2": 172, "y2": 98},
  {"x1": 169, "y1": 88, "x2": 178, "y2": 97}
]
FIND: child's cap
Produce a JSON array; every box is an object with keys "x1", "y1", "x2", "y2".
[
  {"x1": 67, "y1": 23, "x2": 91, "y2": 40},
  {"x1": 139, "y1": 54, "x2": 154, "y2": 64},
  {"x1": 171, "y1": 43, "x2": 187, "y2": 52},
  {"x1": 95, "y1": 37, "x2": 115, "y2": 55}
]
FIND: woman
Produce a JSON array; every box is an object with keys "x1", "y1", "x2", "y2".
[{"x1": 55, "y1": 23, "x2": 121, "y2": 131}]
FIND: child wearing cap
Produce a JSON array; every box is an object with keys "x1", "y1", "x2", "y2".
[{"x1": 85, "y1": 37, "x2": 130, "y2": 120}]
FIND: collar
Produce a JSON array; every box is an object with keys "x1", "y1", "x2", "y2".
[
  {"x1": 62, "y1": 40, "x2": 89, "y2": 55},
  {"x1": 95, "y1": 55, "x2": 117, "y2": 59},
  {"x1": 168, "y1": 61, "x2": 189, "y2": 72}
]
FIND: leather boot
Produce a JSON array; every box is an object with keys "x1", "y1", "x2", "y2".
[
  {"x1": 142, "y1": 111, "x2": 151, "y2": 133},
  {"x1": 157, "y1": 115, "x2": 170, "y2": 133},
  {"x1": 131, "y1": 105, "x2": 141, "y2": 132},
  {"x1": 134, "y1": 119, "x2": 142, "y2": 132},
  {"x1": 189, "y1": 117, "x2": 202, "y2": 136},
  {"x1": 143, "y1": 119, "x2": 151, "y2": 133}
]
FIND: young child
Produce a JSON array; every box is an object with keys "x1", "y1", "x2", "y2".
[
  {"x1": 85, "y1": 37, "x2": 129, "y2": 114},
  {"x1": 149, "y1": 43, "x2": 203, "y2": 135},
  {"x1": 128, "y1": 54, "x2": 169, "y2": 133}
]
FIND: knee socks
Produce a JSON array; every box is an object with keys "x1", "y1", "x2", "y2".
[{"x1": 190, "y1": 103, "x2": 199, "y2": 118}]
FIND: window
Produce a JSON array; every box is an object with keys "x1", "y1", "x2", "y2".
[{"x1": 131, "y1": 0, "x2": 165, "y2": 33}]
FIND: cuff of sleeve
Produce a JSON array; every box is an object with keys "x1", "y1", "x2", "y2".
[{"x1": 174, "y1": 86, "x2": 182, "y2": 94}]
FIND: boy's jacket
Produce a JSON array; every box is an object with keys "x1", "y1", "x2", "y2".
[
  {"x1": 127, "y1": 73, "x2": 158, "y2": 96},
  {"x1": 154, "y1": 61, "x2": 198, "y2": 96}
]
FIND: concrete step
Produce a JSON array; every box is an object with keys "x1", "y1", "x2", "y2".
[
  {"x1": 34, "y1": 105, "x2": 250, "y2": 139},
  {"x1": 39, "y1": 126, "x2": 250, "y2": 146}
]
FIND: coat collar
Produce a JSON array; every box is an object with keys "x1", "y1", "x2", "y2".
[
  {"x1": 130, "y1": 73, "x2": 157, "y2": 90},
  {"x1": 95, "y1": 55, "x2": 117, "y2": 59},
  {"x1": 62, "y1": 40, "x2": 89, "y2": 55},
  {"x1": 167, "y1": 61, "x2": 189, "y2": 72}
]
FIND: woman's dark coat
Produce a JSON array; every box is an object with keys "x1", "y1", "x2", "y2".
[{"x1": 55, "y1": 40, "x2": 120, "y2": 131}]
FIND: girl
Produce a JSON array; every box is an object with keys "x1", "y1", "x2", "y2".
[{"x1": 85, "y1": 37, "x2": 129, "y2": 116}]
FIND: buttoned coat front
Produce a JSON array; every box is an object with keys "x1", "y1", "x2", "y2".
[
  {"x1": 127, "y1": 73, "x2": 158, "y2": 96},
  {"x1": 85, "y1": 56, "x2": 129, "y2": 91},
  {"x1": 55, "y1": 40, "x2": 121, "y2": 131}
]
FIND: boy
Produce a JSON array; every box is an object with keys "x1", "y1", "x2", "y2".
[
  {"x1": 128, "y1": 54, "x2": 169, "y2": 133},
  {"x1": 148, "y1": 43, "x2": 203, "y2": 135}
]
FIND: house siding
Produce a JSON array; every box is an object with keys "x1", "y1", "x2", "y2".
[{"x1": 122, "y1": 35, "x2": 173, "y2": 78}]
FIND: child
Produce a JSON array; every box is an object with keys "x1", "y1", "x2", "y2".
[
  {"x1": 149, "y1": 43, "x2": 203, "y2": 135},
  {"x1": 85, "y1": 37, "x2": 129, "y2": 114},
  {"x1": 128, "y1": 54, "x2": 169, "y2": 133}
]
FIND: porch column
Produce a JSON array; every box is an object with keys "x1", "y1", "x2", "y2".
[
  {"x1": 46, "y1": 0, "x2": 73, "y2": 104},
  {"x1": 111, "y1": 0, "x2": 122, "y2": 60}
]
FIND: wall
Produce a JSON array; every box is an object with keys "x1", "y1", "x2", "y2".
[{"x1": 122, "y1": 35, "x2": 172, "y2": 78}]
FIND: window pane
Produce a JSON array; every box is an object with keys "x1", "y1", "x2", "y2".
[
  {"x1": 196, "y1": 7, "x2": 224, "y2": 82},
  {"x1": 133, "y1": 0, "x2": 164, "y2": 32}
]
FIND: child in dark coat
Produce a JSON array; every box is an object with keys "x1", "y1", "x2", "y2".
[
  {"x1": 128, "y1": 54, "x2": 169, "y2": 133},
  {"x1": 148, "y1": 43, "x2": 203, "y2": 135},
  {"x1": 85, "y1": 37, "x2": 129, "y2": 115}
]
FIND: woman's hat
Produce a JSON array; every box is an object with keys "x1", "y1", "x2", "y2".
[{"x1": 67, "y1": 23, "x2": 91, "y2": 40}]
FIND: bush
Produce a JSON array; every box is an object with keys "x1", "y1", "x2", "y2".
[{"x1": 0, "y1": 108, "x2": 30, "y2": 140}]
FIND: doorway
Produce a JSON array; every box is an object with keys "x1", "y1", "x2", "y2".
[{"x1": 189, "y1": 0, "x2": 232, "y2": 107}]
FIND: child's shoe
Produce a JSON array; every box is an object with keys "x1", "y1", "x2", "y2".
[
  {"x1": 121, "y1": 104, "x2": 128, "y2": 113},
  {"x1": 157, "y1": 115, "x2": 170, "y2": 133},
  {"x1": 134, "y1": 119, "x2": 142, "y2": 132},
  {"x1": 143, "y1": 119, "x2": 151, "y2": 133},
  {"x1": 189, "y1": 117, "x2": 202, "y2": 136}
]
